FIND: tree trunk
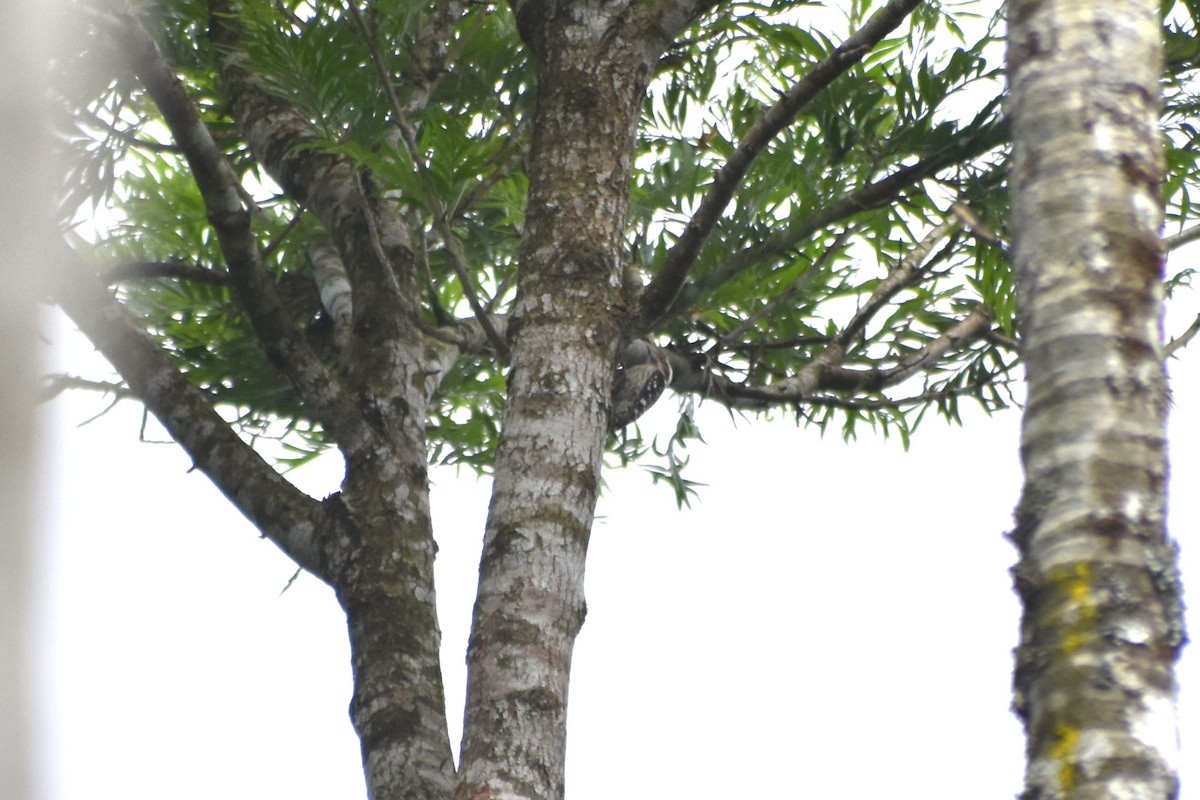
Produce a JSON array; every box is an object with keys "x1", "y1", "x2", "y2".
[
  {"x1": 453, "y1": 4, "x2": 672, "y2": 798},
  {"x1": 207, "y1": 3, "x2": 468, "y2": 794},
  {"x1": 1007, "y1": 2, "x2": 1185, "y2": 798},
  {"x1": 333, "y1": 393, "x2": 458, "y2": 799}
]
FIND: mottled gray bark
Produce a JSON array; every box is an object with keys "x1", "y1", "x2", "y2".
[
  {"x1": 455, "y1": 6, "x2": 652, "y2": 797},
  {"x1": 1007, "y1": 2, "x2": 1184, "y2": 798},
  {"x1": 454, "y1": 4, "x2": 708, "y2": 798},
  {"x1": 205, "y1": 3, "x2": 458, "y2": 794}
]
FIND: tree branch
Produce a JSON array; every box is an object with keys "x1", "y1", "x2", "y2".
[
  {"x1": 104, "y1": 0, "x2": 362, "y2": 441},
  {"x1": 820, "y1": 304, "x2": 994, "y2": 391},
  {"x1": 668, "y1": 305, "x2": 996, "y2": 408},
  {"x1": 1166, "y1": 312, "x2": 1200, "y2": 357},
  {"x1": 79, "y1": 106, "x2": 182, "y2": 153},
  {"x1": 393, "y1": 121, "x2": 510, "y2": 358},
  {"x1": 638, "y1": 0, "x2": 927, "y2": 326},
  {"x1": 307, "y1": 240, "x2": 354, "y2": 366},
  {"x1": 708, "y1": 225, "x2": 857, "y2": 357},
  {"x1": 54, "y1": 248, "x2": 341, "y2": 581},
  {"x1": 836, "y1": 215, "x2": 959, "y2": 348},
  {"x1": 103, "y1": 260, "x2": 230, "y2": 285},
  {"x1": 346, "y1": 3, "x2": 511, "y2": 359},
  {"x1": 1164, "y1": 222, "x2": 1200, "y2": 251},
  {"x1": 206, "y1": 0, "x2": 421, "y2": 338},
  {"x1": 669, "y1": 96, "x2": 1006, "y2": 320},
  {"x1": 40, "y1": 374, "x2": 135, "y2": 403},
  {"x1": 716, "y1": 210, "x2": 962, "y2": 400}
]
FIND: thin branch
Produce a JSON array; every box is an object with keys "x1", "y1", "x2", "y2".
[
  {"x1": 447, "y1": 125, "x2": 529, "y2": 221},
  {"x1": 820, "y1": 305, "x2": 994, "y2": 391},
  {"x1": 260, "y1": 205, "x2": 307, "y2": 262},
  {"x1": 80, "y1": 106, "x2": 182, "y2": 153},
  {"x1": 104, "y1": 260, "x2": 230, "y2": 285},
  {"x1": 273, "y1": 0, "x2": 307, "y2": 30},
  {"x1": 1164, "y1": 223, "x2": 1200, "y2": 251},
  {"x1": 1166, "y1": 313, "x2": 1200, "y2": 357},
  {"x1": 672, "y1": 96, "x2": 1006, "y2": 319},
  {"x1": 346, "y1": 1, "x2": 409, "y2": 128},
  {"x1": 39, "y1": 374, "x2": 135, "y2": 402},
  {"x1": 424, "y1": 313, "x2": 510, "y2": 354},
  {"x1": 839, "y1": 215, "x2": 960, "y2": 348},
  {"x1": 791, "y1": 374, "x2": 1005, "y2": 412},
  {"x1": 412, "y1": 210, "x2": 454, "y2": 327},
  {"x1": 708, "y1": 225, "x2": 857, "y2": 357},
  {"x1": 639, "y1": 0, "x2": 927, "y2": 326},
  {"x1": 984, "y1": 327, "x2": 1019, "y2": 352},
  {"x1": 347, "y1": 1, "x2": 509, "y2": 358},
  {"x1": 345, "y1": 0, "x2": 465, "y2": 121},
  {"x1": 669, "y1": 304, "x2": 995, "y2": 409},
  {"x1": 398, "y1": 123, "x2": 511, "y2": 358},
  {"x1": 724, "y1": 212, "x2": 961, "y2": 398}
]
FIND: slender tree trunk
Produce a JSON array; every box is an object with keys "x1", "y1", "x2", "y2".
[
  {"x1": 1007, "y1": 2, "x2": 1185, "y2": 798},
  {"x1": 334, "y1": 386, "x2": 458, "y2": 799},
  {"x1": 208, "y1": 5, "x2": 459, "y2": 794},
  {"x1": 455, "y1": 5, "x2": 660, "y2": 798}
]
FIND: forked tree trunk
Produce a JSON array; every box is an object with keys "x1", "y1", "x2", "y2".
[{"x1": 1007, "y1": 2, "x2": 1185, "y2": 798}]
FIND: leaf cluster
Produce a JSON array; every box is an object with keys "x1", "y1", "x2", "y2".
[{"x1": 54, "y1": 0, "x2": 1200, "y2": 490}]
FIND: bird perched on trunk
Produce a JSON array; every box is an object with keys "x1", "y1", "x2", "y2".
[{"x1": 608, "y1": 340, "x2": 672, "y2": 432}]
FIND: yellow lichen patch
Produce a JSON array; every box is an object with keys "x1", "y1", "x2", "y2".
[
  {"x1": 1049, "y1": 722, "x2": 1081, "y2": 791},
  {"x1": 1061, "y1": 630, "x2": 1089, "y2": 654},
  {"x1": 1050, "y1": 562, "x2": 1098, "y2": 654}
]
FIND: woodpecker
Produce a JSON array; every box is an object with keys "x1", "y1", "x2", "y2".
[{"x1": 608, "y1": 340, "x2": 672, "y2": 432}]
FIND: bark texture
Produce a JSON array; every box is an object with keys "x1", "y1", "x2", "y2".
[
  {"x1": 455, "y1": 5, "x2": 657, "y2": 797},
  {"x1": 1007, "y1": 2, "x2": 1185, "y2": 799},
  {"x1": 207, "y1": 3, "x2": 458, "y2": 795}
]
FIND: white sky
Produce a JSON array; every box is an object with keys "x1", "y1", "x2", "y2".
[{"x1": 31, "y1": 307, "x2": 1200, "y2": 800}]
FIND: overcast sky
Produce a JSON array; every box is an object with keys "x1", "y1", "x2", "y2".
[{"x1": 32, "y1": 306, "x2": 1200, "y2": 800}]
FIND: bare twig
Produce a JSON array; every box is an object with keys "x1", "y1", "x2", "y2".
[
  {"x1": 790, "y1": 374, "x2": 1006, "y2": 412},
  {"x1": 821, "y1": 305, "x2": 994, "y2": 391},
  {"x1": 40, "y1": 373, "x2": 134, "y2": 403},
  {"x1": 674, "y1": 304, "x2": 995, "y2": 409},
  {"x1": 838, "y1": 216, "x2": 960, "y2": 348},
  {"x1": 1167, "y1": 313, "x2": 1200, "y2": 357},
  {"x1": 260, "y1": 205, "x2": 307, "y2": 262},
  {"x1": 1164, "y1": 223, "x2": 1200, "y2": 251},
  {"x1": 447, "y1": 124, "x2": 529, "y2": 221},
  {"x1": 80, "y1": 106, "x2": 181, "y2": 153}
]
